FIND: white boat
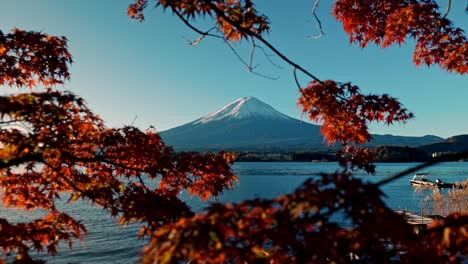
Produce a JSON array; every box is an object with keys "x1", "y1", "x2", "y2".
[{"x1": 409, "y1": 173, "x2": 456, "y2": 188}]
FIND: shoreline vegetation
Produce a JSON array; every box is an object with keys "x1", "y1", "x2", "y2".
[
  {"x1": 421, "y1": 180, "x2": 468, "y2": 217},
  {"x1": 233, "y1": 145, "x2": 468, "y2": 162}
]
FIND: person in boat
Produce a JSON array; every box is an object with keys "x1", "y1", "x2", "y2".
[{"x1": 435, "y1": 178, "x2": 442, "y2": 185}]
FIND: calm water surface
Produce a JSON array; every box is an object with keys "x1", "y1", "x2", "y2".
[{"x1": 1, "y1": 162, "x2": 467, "y2": 263}]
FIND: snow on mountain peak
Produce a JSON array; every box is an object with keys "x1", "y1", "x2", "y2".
[{"x1": 193, "y1": 97, "x2": 291, "y2": 124}]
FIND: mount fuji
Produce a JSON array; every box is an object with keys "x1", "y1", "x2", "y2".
[{"x1": 160, "y1": 97, "x2": 442, "y2": 151}]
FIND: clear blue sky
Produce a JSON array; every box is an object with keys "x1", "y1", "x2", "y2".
[{"x1": 1, "y1": 1, "x2": 467, "y2": 138}]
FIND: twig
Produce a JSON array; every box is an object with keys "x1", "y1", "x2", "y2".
[
  {"x1": 293, "y1": 67, "x2": 302, "y2": 90},
  {"x1": 44, "y1": 160, "x2": 124, "y2": 214},
  {"x1": 0, "y1": 153, "x2": 43, "y2": 170},
  {"x1": 309, "y1": 0, "x2": 325, "y2": 39},
  {"x1": 183, "y1": 27, "x2": 217, "y2": 46},
  {"x1": 202, "y1": 0, "x2": 324, "y2": 85},
  {"x1": 184, "y1": 34, "x2": 205, "y2": 46},
  {"x1": 248, "y1": 37, "x2": 256, "y2": 71},
  {"x1": 130, "y1": 115, "x2": 138, "y2": 126},
  {"x1": 174, "y1": 9, "x2": 277, "y2": 80},
  {"x1": 442, "y1": 0, "x2": 451, "y2": 19},
  {"x1": 224, "y1": 38, "x2": 251, "y2": 69},
  {"x1": 255, "y1": 45, "x2": 283, "y2": 70},
  {"x1": 137, "y1": 174, "x2": 150, "y2": 191}
]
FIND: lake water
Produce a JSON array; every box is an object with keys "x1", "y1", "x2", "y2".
[{"x1": 1, "y1": 162, "x2": 467, "y2": 263}]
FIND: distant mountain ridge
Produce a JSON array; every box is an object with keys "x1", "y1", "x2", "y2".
[
  {"x1": 364, "y1": 134, "x2": 443, "y2": 148},
  {"x1": 160, "y1": 97, "x2": 443, "y2": 151},
  {"x1": 418, "y1": 135, "x2": 468, "y2": 154}
]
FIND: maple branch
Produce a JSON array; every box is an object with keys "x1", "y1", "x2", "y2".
[
  {"x1": 137, "y1": 174, "x2": 150, "y2": 191},
  {"x1": 58, "y1": 151, "x2": 146, "y2": 175},
  {"x1": 61, "y1": 151, "x2": 152, "y2": 192},
  {"x1": 42, "y1": 160, "x2": 86, "y2": 195},
  {"x1": 98, "y1": 157, "x2": 152, "y2": 175},
  {"x1": 43, "y1": 160, "x2": 124, "y2": 214},
  {"x1": 0, "y1": 153, "x2": 43, "y2": 170},
  {"x1": 63, "y1": 155, "x2": 149, "y2": 190},
  {"x1": 309, "y1": 0, "x2": 325, "y2": 39},
  {"x1": 63, "y1": 153, "x2": 150, "y2": 191}
]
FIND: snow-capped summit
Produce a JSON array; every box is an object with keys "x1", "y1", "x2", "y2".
[{"x1": 192, "y1": 97, "x2": 290, "y2": 124}]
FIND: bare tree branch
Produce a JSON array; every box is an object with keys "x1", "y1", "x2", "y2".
[
  {"x1": 0, "y1": 153, "x2": 43, "y2": 170},
  {"x1": 442, "y1": 0, "x2": 451, "y2": 18},
  {"x1": 202, "y1": 0, "x2": 324, "y2": 85},
  {"x1": 250, "y1": 37, "x2": 284, "y2": 71},
  {"x1": 249, "y1": 71, "x2": 279, "y2": 80},
  {"x1": 130, "y1": 115, "x2": 138, "y2": 126},
  {"x1": 183, "y1": 27, "x2": 218, "y2": 46},
  {"x1": 293, "y1": 67, "x2": 302, "y2": 90},
  {"x1": 248, "y1": 37, "x2": 256, "y2": 71},
  {"x1": 174, "y1": 10, "x2": 278, "y2": 80},
  {"x1": 309, "y1": 0, "x2": 325, "y2": 39},
  {"x1": 255, "y1": 45, "x2": 283, "y2": 70}
]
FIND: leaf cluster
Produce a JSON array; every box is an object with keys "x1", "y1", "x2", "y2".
[
  {"x1": 333, "y1": 0, "x2": 467, "y2": 73},
  {"x1": 0, "y1": 91, "x2": 236, "y2": 261},
  {"x1": 0, "y1": 29, "x2": 71, "y2": 88}
]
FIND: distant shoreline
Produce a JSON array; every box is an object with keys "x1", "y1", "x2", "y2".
[{"x1": 232, "y1": 149, "x2": 468, "y2": 163}]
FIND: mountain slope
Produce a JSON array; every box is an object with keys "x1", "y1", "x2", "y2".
[
  {"x1": 161, "y1": 97, "x2": 324, "y2": 151},
  {"x1": 160, "y1": 97, "x2": 443, "y2": 151}
]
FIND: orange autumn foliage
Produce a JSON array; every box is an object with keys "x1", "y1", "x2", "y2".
[
  {"x1": 0, "y1": 60, "x2": 236, "y2": 262},
  {"x1": 128, "y1": 0, "x2": 269, "y2": 42},
  {"x1": 0, "y1": 29, "x2": 72, "y2": 88},
  {"x1": 333, "y1": 0, "x2": 467, "y2": 74},
  {"x1": 297, "y1": 80, "x2": 413, "y2": 146},
  {"x1": 1, "y1": 0, "x2": 467, "y2": 263}
]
